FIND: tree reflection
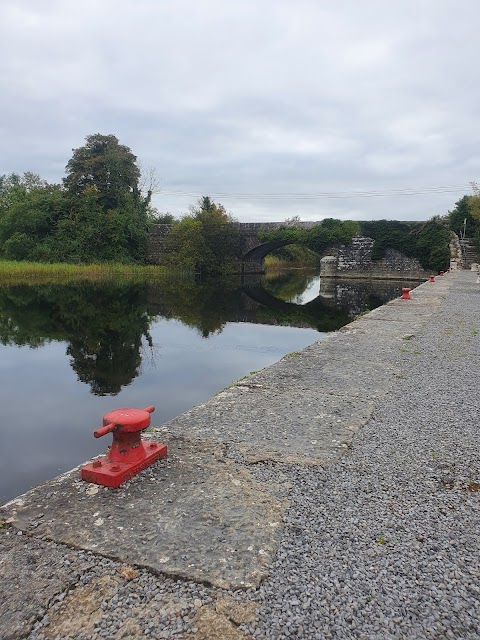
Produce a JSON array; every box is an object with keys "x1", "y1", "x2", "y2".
[
  {"x1": 0, "y1": 273, "x2": 407, "y2": 395},
  {"x1": 0, "y1": 284, "x2": 153, "y2": 395},
  {"x1": 145, "y1": 276, "x2": 242, "y2": 338}
]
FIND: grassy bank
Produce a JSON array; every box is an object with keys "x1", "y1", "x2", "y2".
[
  {"x1": 263, "y1": 245, "x2": 320, "y2": 271},
  {"x1": 0, "y1": 259, "x2": 317, "y2": 287},
  {"x1": 264, "y1": 256, "x2": 319, "y2": 270},
  {"x1": 0, "y1": 261, "x2": 170, "y2": 286}
]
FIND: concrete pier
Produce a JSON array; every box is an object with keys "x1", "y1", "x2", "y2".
[{"x1": 1, "y1": 271, "x2": 479, "y2": 639}]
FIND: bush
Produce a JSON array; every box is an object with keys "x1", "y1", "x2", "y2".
[
  {"x1": 258, "y1": 217, "x2": 451, "y2": 272},
  {"x1": 258, "y1": 219, "x2": 360, "y2": 255},
  {"x1": 3, "y1": 232, "x2": 36, "y2": 261},
  {"x1": 162, "y1": 197, "x2": 244, "y2": 274}
]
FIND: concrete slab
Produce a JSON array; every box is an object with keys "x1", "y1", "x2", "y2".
[
  {"x1": 248, "y1": 339, "x2": 400, "y2": 398},
  {"x1": 163, "y1": 388, "x2": 375, "y2": 465},
  {"x1": 1, "y1": 436, "x2": 288, "y2": 589},
  {"x1": 0, "y1": 533, "x2": 94, "y2": 640}
]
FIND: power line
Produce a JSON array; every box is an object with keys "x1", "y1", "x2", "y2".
[{"x1": 158, "y1": 184, "x2": 471, "y2": 201}]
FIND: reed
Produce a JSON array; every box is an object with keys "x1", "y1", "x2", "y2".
[
  {"x1": 264, "y1": 255, "x2": 316, "y2": 271},
  {"x1": 0, "y1": 261, "x2": 169, "y2": 286}
]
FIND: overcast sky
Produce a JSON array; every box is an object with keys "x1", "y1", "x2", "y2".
[{"x1": 1, "y1": 0, "x2": 479, "y2": 222}]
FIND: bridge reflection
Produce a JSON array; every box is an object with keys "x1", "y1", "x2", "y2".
[
  {"x1": 0, "y1": 273, "x2": 415, "y2": 395},
  {"x1": 240, "y1": 274, "x2": 413, "y2": 332}
]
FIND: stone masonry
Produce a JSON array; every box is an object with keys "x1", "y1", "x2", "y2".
[{"x1": 147, "y1": 223, "x2": 430, "y2": 279}]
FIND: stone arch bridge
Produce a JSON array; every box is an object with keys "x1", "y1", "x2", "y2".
[{"x1": 148, "y1": 222, "x2": 429, "y2": 279}]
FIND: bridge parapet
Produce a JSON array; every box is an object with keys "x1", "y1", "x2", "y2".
[{"x1": 238, "y1": 221, "x2": 322, "y2": 233}]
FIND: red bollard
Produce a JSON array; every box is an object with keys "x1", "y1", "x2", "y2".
[
  {"x1": 81, "y1": 406, "x2": 167, "y2": 488},
  {"x1": 439, "y1": 271, "x2": 444, "y2": 276},
  {"x1": 401, "y1": 287, "x2": 411, "y2": 300},
  {"x1": 429, "y1": 275, "x2": 435, "y2": 283}
]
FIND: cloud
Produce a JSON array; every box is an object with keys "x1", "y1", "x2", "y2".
[{"x1": 1, "y1": 0, "x2": 479, "y2": 221}]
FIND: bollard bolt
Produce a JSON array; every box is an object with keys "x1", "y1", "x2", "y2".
[
  {"x1": 439, "y1": 271, "x2": 444, "y2": 276},
  {"x1": 81, "y1": 406, "x2": 167, "y2": 488},
  {"x1": 429, "y1": 275, "x2": 435, "y2": 283},
  {"x1": 401, "y1": 287, "x2": 411, "y2": 300}
]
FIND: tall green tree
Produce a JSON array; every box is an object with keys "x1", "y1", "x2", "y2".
[
  {"x1": 164, "y1": 197, "x2": 244, "y2": 274},
  {"x1": 0, "y1": 136, "x2": 156, "y2": 264},
  {"x1": 63, "y1": 134, "x2": 143, "y2": 209},
  {"x1": 62, "y1": 134, "x2": 152, "y2": 263},
  {"x1": 448, "y1": 196, "x2": 474, "y2": 236}
]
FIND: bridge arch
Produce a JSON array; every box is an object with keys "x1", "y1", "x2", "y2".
[
  {"x1": 242, "y1": 240, "x2": 301, "y2": 262},
  {"x1": 241, "y1": 239, "x2": 332, "y2": 274}
]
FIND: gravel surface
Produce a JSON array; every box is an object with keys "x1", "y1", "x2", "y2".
[
  {"x1": 18, "y1": 272, "x2": 480, "y2": 639},
  {"x1": 245, "y1": 272, "x2": 480, "y2": 639}
]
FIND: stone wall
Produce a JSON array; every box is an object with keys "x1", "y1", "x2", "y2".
[{"x1": 320, "y1": 237, "x2": 429, "y2": 280}]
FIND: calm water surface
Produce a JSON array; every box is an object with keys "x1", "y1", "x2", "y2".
[{"x1": 0, "y1": 271, "x2": 413, "y2": 502}]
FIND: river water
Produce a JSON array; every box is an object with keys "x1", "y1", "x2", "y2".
[{"x1": 0, "y1": 271, "x2": 416, "y2": 503}]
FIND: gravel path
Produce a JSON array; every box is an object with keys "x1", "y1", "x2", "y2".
[
  {"x1": 13, "y1": 271, "x2": 480, "y2": 639},
  {"x1": 244, "y1": 271, "x2": 480, "y2": 639}
]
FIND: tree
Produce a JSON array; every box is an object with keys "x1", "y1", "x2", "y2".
[
  {"x1": 2, "y1": 233, "x2": 36, "y2": 261},
  {"x1": 0, "y1": 177, "x2": 66, "y2": 261},
  {"x1": 63, "y1": 134, "x2": 143, "y2": 210},
  {"x1": 151, "y1": 212, "x2": 176, "y2": 224},
  {"x1": 448, "y1": 196, "x2": 473, "y2": 236},
  {"x1": 0, "y1": 172, "x2": 50, "y2": 215},
  {"x1": 164, "y1": 217, "x2": 208, "y2": 271},
  {"x1": 0, "y1": 136, "x2": 154, "y2": 264},
  {"x1": 190, "y1": 197, "x2": 244, "y2": 272},
  {"x1": 469, "y1": 182, "x2": 480, "y2": 223},
  {"x1": 414, "y1": 217, "x2": 451, "y2": 271},
  {"x1": 62, "y1": 134, "x2": 152, "y2": 263},
  {"x1": 259, "y1": 219, "x2": 360, "y2": 256},
  {"x1": 163, "y1": 197, "x2": 244, "y2": 274}
]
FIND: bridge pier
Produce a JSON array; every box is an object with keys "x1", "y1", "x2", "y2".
[{"x1": 319, "y1": 255, "x2": 338, "y2": 277}]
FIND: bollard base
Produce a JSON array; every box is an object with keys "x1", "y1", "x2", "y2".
[{"x1": 81, "y1": 443, "x2": 167, "y2": 488}]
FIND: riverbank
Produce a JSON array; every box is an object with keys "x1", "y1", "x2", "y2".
[
  {"x1": 1, "y1": 271, "x2": 479, "y2": 639},
  {"x1": 0, "y1": 261, "x2": 169, "y2": 286}
]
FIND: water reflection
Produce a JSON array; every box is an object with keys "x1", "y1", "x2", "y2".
[
  {"x1": 0, "y1": 272, "x2": 414, "y2": 397},
  {"x1": 0, "y1": 271, "x2": 421, "y2": 502},
  {"x1": 0, "y1": 284, "x2": 154, "y2": 395}
]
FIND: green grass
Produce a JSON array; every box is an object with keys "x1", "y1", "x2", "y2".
[
  {"x1": 214, "y1": 370, "x2": 261, "y2": 395},
  {"x1": 0, "y1": 260, "x2": 169, "y2": 286}
]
